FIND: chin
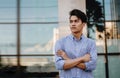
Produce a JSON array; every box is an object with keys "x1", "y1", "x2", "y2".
[
  {"x1": 71, "y1": 30, "x2": 76, "y2": 32},
  {"x1": 71, "y1": 30, "x2": 80, "y2": 33},
  {"x1": 72, "y1": 31, "x2": 78, "y2": 33}
]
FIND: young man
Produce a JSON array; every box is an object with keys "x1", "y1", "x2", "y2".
[{"x1": 54, "y1": 9, "x2": 97, "y2": 78}]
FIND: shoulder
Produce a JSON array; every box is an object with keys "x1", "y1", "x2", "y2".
[
  {"x1": 88, "y1": 38, "x2": 95, "y2": 43},
  {"x1": 57, "y1": 35, "x2": 71, "y2": 43},
  {"x1": 84, "y1": 36, "x2": 96, "y2": 44}
]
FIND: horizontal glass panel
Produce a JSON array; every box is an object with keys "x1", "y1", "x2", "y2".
[
  {"x1": 21, "y1": 24, "x2": 58, "y2": 54},
  {"x1": 0, "y1": 56, "x2": 17, "y2": 75},
  {"x1": 96, "y1": 40, "x2": 105, "y2": 53},
  {"x1": 0, "y1": 0, "x2": 16, "y2": 22},
  {"x1": 21, "y1": 0, "x2": 57, "y2": 7},
  {"x1": 93, "y1": 56, "x2": 106, "y2": 78},
  {"x1": 20, "y1": 56, "x2": 57, "y2": 73},
  {"x1": 0, "y1": 0, "x2": 16, "y2": 7},
  {"x1": 0, "y1": 56, "x2": 17, "y2": 66},
  {"x1": 0, "y1": 25, "x2": 17, "y2": 55},
  {"x1": 20, "y1": 0, "x2": 58, "y2": 22},
  {"x1": 21, "y1": 8, "x2": 58, "y2": 22},
  {"x1": 108, "y1": 56, "x2": 120, "y2": 78},
  {"x1": 107, "y1": 39, "x2": 120, "y2": 53}
]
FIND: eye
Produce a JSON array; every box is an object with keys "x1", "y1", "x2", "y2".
[{"x1": 74, "y1": 20, "x2": 79, "y2": 23}]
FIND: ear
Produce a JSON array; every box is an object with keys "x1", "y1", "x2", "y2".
[{"x1": 82, "y1": 23, "x2": 86, "y2": 27}]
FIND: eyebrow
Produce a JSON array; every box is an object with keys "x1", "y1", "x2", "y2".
[{"x1": 70, "y1": 19, "x2": 79, "y2": 21}]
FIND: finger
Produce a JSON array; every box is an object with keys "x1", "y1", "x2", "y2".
[
  {"x1": 57, "y1": 50, "x2": 62, "y2": 53},
  {"x1": 56, "y1": 53, "x2": 61, "y2": 56},
  {"x1": 57, "y1": 52, "x2": 62, "y2": 56},
  {"x1": 59, "y1": 50, "x2": 64, "y2": 52},
  {"x1": 57, "y1": 51, "x2": 62, "y2": 54}
]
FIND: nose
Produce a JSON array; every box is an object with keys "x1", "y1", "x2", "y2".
[{"x1": 71, "y1": 22, "x2": 76, "y2": 26}]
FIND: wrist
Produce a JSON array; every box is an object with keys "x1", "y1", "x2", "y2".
[
  {"x1": 63, "y1": 56, "x2": 70, "y2": 60},
  {"x1": 79, "y1": 57, "x2": 84, "y2": 63}
]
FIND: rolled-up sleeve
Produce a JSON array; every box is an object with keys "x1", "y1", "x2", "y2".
[
  {"x1": 54, "y1": 40, "x2": 65, "y2": 70},
  {"x1": 85, "y1": 40, "x2": 97, "y2": 71}
]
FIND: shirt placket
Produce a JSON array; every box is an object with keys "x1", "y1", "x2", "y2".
[
  {"x1": 74, "y1": 41, "x2": 81, "y2": 78},
  {"x1": 77, "y1": 42, "x2": 81, "y2": 78}
]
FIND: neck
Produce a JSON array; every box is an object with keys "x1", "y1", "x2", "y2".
[{"x1": 72, "y1": 32, "x2": 82, "y2": 40}]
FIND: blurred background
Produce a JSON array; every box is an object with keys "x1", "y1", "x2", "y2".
[{"x1": 0, "y1": 0, "x2": 120, "y2": 78}]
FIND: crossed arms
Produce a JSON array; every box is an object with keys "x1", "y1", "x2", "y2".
[
  {"x1": 56, "y1": 50, "x2": 90, "y2": 70},
  {"x1": 55, "y1": 40, "x2": 97, "y2": 71}
]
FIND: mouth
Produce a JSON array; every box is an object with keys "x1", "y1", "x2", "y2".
[{"x1": 71, "y1": 27, "x2": 76, "y2": 29}]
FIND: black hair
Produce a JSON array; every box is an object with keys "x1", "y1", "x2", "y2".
[{"x1": 69, "y1": 9, "x2": 87, "y2": 23}]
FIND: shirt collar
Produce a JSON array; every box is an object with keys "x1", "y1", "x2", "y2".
[{"x1": 69, "y1": 34, "x2": 84, "y2": 41}]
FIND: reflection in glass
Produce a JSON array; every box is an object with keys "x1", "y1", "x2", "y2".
[
  {"x1": 0, "y1": 56, "x2": 17, "y2": 75},
  {"x1": 20, "y1": 56, "x2": 57, "y2": 73},
  {"x1": 0, "y1": 56, "x2": 17, "y2": 69},
  {"x1": 21, "y1": 24, "x2": 58, "y2": 54},
  {"x1": 0, "y1": 0, "x2": 16, "y2": 22},
  {"x1": 86, "y1": 0, "x2": 104, "y2": 39},
  {"x1": 105, "y1": 0, "x2": 112, "y2": 20},
  {"x1": 0, "y1": 25, "x2": 17, "y2": 55},
  {"x1": 110, "y1": 0, "x2": 120, "y2": 20},
  {"x1": 0, "y1": 56, "x2": 17, "y2": 66},
  {"x1": 93, "y1": 56, "x2": 106, "y2": 78},
  {"x1": 105, "y1": 22, "x2": 120, "y2": 53},
  {"x1": 86, "y1": 0, "x2": 105, "y2": 53},
  {"x1": 20, "y1": 0, "x2": 58, "y2": 22},
  {"x1": 108, "y1": 56, "x2": 120, "y2": 78},
  {"x1": 104, "y1": 0, "x2": 120, "y2": 20}
]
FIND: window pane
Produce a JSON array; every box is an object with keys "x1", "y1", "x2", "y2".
[
  {"x1": 20, "y1": 56, "x2": 57, "y2": 73},
  {"x1": 86, "y1": 0, "x2": 105, "y2": 53},
  {"x1": 0, "y1": 56, "x2": 17, "y2": 76},
  {"x1": 105, "y1": 0, "x2": 112, "y2": 20},
  {"x1": 105, "y1": 0, "x2": 120, "y2": 20},
  {"x1": 0, "y1": 25, "x2": 17, "y2": 55},
  {"x1": 93, "y1": 56, "x2": 106, "y2": 78},
  {"x1": 96, "y1": 39, "x2": 105, "y2": 53},
  {"x1": 107, "y1": 39, "x2": 120, "y2": 53},
  {"x1": 106, "y1": 22, "x2": 120, "y2": 53},
  {"x1": 0, "y1": 0, "x2": 16, "y2": 22},
  {"x1": 88, "y1": 23, "x2": 105, "y2": 53},
  {"x1": 21, "y1": 24, "x2": 58, "y2": 54},
  {"x1": 0, "y1": 56, "x2": 17, "y2": 66},
  {"x1": 20, "y1": 0, "x2": 58, "y2": 22},
  {"x1": 108, "y1": 56, "x2": 120, "y2": 78}
]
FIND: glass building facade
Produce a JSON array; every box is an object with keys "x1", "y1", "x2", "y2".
[{"x1": 0, "y1": 0, "x2": 120, "y2": 78}]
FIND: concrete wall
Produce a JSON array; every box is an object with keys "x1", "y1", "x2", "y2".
[{"x1": 58, "y1": 0, "x2": 87, "y2": 38}]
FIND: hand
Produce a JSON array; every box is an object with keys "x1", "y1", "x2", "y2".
[
  {"x1": 81, "y1": 53, "x2": 90, "y2": 62},
  {"x1": 57, "y1": 50, "x2": 70, "y2": 60}
]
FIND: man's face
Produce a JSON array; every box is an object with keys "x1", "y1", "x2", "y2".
[{"x1": 69, "y1": 15, "x2": 85, "y2": 34}]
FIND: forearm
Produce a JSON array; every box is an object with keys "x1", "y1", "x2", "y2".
[
  {"x1": 65, "y1": 57, "x2": 86, "y2": 70},
  {"x1": 76, "y1": 63, "x2": 86, "y2": 70},
  {"x1": 56, "y1": 50, "x2": 90, "y2": 70},
  {"x1": 63, "y1": 57, "x2": 83, "y2": 70},
  {"x1": 64, "y1": 54, "x2": 90, "y2": 70}
]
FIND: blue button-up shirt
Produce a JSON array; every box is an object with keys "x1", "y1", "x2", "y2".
[{"x1": 55, "y1": 34, "x2": 97, "y2": 78}]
